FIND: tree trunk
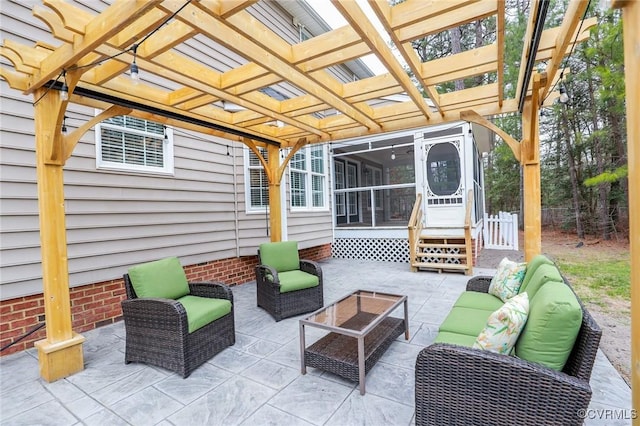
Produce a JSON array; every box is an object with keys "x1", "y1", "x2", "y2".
[
  {"x1": 586, "y1": 59, "x2": 611, "y2": 239},
  {"x1": 560, "y1": 107, "x2": 585, "y2": 239},
  {"x1": 449, "y1": 27, "x2": 464, "y2": 90}
]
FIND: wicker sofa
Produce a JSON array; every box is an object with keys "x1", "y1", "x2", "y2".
[{"x1": 415, "y1": 255, "x2": 602, "y2": 426}]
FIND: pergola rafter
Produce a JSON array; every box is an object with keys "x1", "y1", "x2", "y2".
[{"x1": 2, "y1": 0, "x2": 596, "y2": 150}]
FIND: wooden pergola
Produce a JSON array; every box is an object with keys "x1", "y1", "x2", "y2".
[{"x1": 1, "y1": 0, "x2": 637, "y2": 415}]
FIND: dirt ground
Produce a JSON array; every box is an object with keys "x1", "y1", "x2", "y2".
[{"x1": 476, "y1": 230, "x2": 631, "y2": 386}]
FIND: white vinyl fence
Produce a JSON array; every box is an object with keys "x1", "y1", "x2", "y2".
[{"x1": 483, "y1": 211, "x2": 519, "y2": 250}]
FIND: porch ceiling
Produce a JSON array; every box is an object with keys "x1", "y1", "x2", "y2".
[{"x1": 1, "y1": 0, "x2": 595, "y2": 148}]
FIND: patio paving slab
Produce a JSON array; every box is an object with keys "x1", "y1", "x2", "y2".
[{"x1": 0, "y1": 258, "x2": 632, "y2": 425}]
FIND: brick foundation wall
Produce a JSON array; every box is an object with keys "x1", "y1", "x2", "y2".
[{"x1": 0, "y1": 243, "x2": 332, "y2": 356}]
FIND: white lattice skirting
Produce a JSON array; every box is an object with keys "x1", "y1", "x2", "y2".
[{"x1": 332, "y1": 238, "x2": 410, "y2": 263}]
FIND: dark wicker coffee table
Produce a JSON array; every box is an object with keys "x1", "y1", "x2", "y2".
[{"x1": 299, "y1": 290, "x2": 408, "y2": 395}]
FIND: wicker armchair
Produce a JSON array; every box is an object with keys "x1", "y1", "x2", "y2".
[
  {"x1": 415, "y1": 275, "x2": 602, "y2": 426},
  {"x1": 255, "y1": 241, "x2": 323, "y2": 321},
  {"x1": 121, "y1": 257, "x2": 235, "y2": 378}
]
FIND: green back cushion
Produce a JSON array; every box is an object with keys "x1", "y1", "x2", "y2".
[
  {"x1": 177, "y1": 295, "x2": 232, "y2": 333},
  {"x1": 259, "y1": 241, "x2": 300, "y2": 273},
  {"x1": 515, "y1": 282, "x2": 583, "y2": 370},
  {"x1": 128, "y1": 257, "x2": 190, "y2": 300},
  {"x1": 519, "y1": 263, "x2": 563, "y2": 300},
  {"x1": 520, "y1": 254, "x2": 554, "y2": 292},
  {"x1": 278, "y1": 270, "x2": 319, "y2": 293}
]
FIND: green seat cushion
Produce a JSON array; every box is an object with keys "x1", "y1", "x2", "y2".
[
  {"x1": 454, "y1": 291, "x2": 504, "y2": 312},
  {"x1": 177, "y1": 295, "x2": 232, "y2": 333},
  {"x1": 434, "y1": 331, "x2": 476, "y2": 348},
  {"x1": 439, "y1": 306, "x2": 494, "y2": 337},
  {"x1": 519, "y1": 263, "x2": 563, "y2": 300},
  {"x1": 520, "y1": 254, "x2": 554, "y2": 293},
  {"x1": 259, "y1": 241, "x2": 300, "y2": 273},
  {"x1": 278, "y1": 270, "x2": 319, "y2": 293},
  {"x1": 515, "y1": 282, "x2": 583, "y2": 370},
  {"x1": 128, "y1": 257, "x2": 189, "y2": 300}
]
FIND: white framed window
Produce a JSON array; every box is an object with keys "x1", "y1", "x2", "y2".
[
  {"x1": 290, "y1": 144, "x2": 328, "y2": 211},
  {"x1": 95, "y1": 114, "x2": 174, "y2": 174},
  {"x1": 245, "y1": 147, "x2": 270, "y2": 212},
  {"x1": 334, "y1": 161, "x2": 346, "y2": 216}
]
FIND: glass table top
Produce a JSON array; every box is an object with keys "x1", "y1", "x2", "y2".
[{"x1": 302, "y1": 290, "x2": 405, "y2": 333}]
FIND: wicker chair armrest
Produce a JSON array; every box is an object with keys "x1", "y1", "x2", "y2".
[
  {"x1": 121, "y1": 298, "x2": 189, "y2": 334},
  {"x1": 188, "y1": 282, "x2": 233, "y2": 302},
  {"x1": 415, "y1": 343, "x2": 592, "y2": 425},
  {"x1": 300, "y1": 259, "x2": 322, "y2": 279},
  {"x1": 466, "y1": 276, "x2": 492, "y2": 293},
  {"x1": 255, "y1": 264, "x2": 280, "y2": 286}
]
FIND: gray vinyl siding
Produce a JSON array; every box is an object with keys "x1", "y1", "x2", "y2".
[{"x1": 0, "y1": 1, "x2": 336, "y2": 300}]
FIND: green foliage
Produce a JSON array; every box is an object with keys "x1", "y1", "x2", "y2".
[
  {"x1": 584, "y1": 165, "x2": 628, "y2": 187},
  {"x1": 485, "y1": 136, "x2": 521, "y2": 212}
]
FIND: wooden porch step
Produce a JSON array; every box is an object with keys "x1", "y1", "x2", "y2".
[
  {"x1": 416, "y1": 252, "x2": 466, "y2": 259},
  {"x1": 418, "y1": 243, "x2": 466, "y2": 249},
  {"x1": 411, "y1": 262, "x2": 470, "y2": 273}
]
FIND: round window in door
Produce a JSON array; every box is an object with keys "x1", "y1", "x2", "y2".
[{"x1": 426, "y1": 142, "x2": 461, "y2": 196}]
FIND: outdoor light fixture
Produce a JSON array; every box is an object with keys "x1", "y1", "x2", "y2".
[
  {"x1": 391, "y1": 145, "x2": 396, "y2": 160},
  {"x1": 130, "y1": 44, "x2": 139, "y2": 84},
  {"x1": 559, "y1": 85, "x2": 569, "y2": 104},
  {"x1": 60, "y1": 72, "x2": 69, "y2": 101},
  {"x1": 60, "y1": 82, "x2": 69, "y2": 101}
]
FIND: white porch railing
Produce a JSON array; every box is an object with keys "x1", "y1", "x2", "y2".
[{"x1": 483, "y1": 211, "x2": 519, "y2": 250}]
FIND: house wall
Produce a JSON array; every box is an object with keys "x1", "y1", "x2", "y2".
[{"x1": 0, "y1": 1, "x2": 337, "y2": 353}]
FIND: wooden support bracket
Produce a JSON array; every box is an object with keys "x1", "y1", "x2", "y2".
[
  {"x1": 460, "y1": 110, "x2": 521, "y2": 162},
  {"x1": 63, "y1": 105, "x2": 132, "y2": 161}
]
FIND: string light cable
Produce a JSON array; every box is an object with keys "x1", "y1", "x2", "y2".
[
  {"x1": 33, "y1": 0, "x2": 192, "y2": 105},
  {"x1": 544, "y1": 0, "x2": 592, "y2": 103}
]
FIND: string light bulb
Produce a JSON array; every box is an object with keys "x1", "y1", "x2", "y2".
[
  {"x1": 60, "y1": 72, "x2": 69, "y2": 101},
  {"x1": 391, "y1": 145, "x2": 396, "y2": 160},
  {"x1": 130, "y1": 44, "x2": 140, "y2": 84},
  {"x1": 559, "y1": 85, "x2": 569, "y2": 104}
]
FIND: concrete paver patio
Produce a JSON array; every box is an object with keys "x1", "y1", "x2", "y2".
[{"x1": 0, "y1": 258, "x2": 632, "y2": 425}]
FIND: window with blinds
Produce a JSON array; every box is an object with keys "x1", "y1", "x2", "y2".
[
  {"x1": 290, "y1": 145, "x2": 327, "y2": 211},
  {"x1": 95, "y1": 115, "x2": 173, "y2": 174},
  {"x1": 246, "y1": 147, "x2": 269, "y2": 211}
]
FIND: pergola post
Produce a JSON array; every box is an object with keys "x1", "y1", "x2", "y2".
[
  {"x1": 32, "y1": 88, "x2": 85, "y2": 382},
  {"x1": 614, "y1": 0, "x2": 639, "y2": 417},
  {"x1": 520, "y1": 79, "x2": 542, "y2": 262},
  {"x1": 266, "y1": 144, "x2": 282, "y2": 242}
]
